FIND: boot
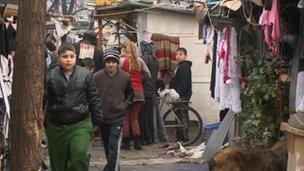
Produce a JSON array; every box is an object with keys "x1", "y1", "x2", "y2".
[
  {"x1": 133, "y1": 136, "x2": 142, "y2": 150},
  {"x1": 121, "y1": 137, "x2": 130, "y2": 150}
]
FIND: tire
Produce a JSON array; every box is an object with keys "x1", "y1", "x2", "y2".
[{"x1": 162, "y1": 106, "x2": 203, "y2": 146}]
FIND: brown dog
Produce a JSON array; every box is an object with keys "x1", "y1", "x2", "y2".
[{"x1": 208, "y1": 141, "x2": 287, "y2": 171}]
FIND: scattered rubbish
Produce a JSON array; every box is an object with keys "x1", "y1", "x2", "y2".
[{"x1": 163, "y1": 141, "x2": 227, "y2": 160}]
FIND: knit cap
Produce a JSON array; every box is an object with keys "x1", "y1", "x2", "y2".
[{"x1": 103, "y1": 49, "x2": 120, "y2": 64}]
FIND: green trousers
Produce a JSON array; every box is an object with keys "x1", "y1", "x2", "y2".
[{"x1": 45, "y1": 118, "x2": 92, "y2": 171}]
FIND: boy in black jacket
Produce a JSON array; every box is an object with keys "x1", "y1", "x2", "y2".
[
  {"x1": 44, "y1": 43, "x2": 103, "y2": 171},
  {"x1": 94, "y1": 49, "x2": 134, "y2": 171},
  {"x1": 169, "y1": 47, "x2": 192, "y2": 142}
]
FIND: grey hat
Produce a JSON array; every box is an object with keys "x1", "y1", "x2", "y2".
[{"x1": 103, "y1": 49, "x2": 120, "y2": 64}]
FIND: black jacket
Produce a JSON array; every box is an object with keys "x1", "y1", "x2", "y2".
[
  {"x1": 169, "y1": 60, "x2": 192, "y2": 101},
  {"x1": 94, "y1": 69, "x2": 134, "y2": 124},
  {"x1": 141, "y1": 54, "x2": 158, "y2": 102},
  {"x1": 141, "y1": 53, "x2": 159, "y2": 83},
  {"x1": 44, "y1": 66, "x2": 103, "y2": 125},
  {"x1": 73, "y1": 41, "x2": 105, "y2": 72}
]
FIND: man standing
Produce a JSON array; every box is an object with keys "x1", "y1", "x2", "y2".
[
  {"x1": 94, "y1": 49, "x2": 134, "y2": 171},
  {"x1": 169, "y1": 47, "x2": 192, "y2": 142}
]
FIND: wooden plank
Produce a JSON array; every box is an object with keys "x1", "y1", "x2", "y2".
[{"x1": 281, "y1": 122, "x2": 304, "y2": 137}]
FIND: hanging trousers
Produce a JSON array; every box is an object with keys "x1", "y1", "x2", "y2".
[{"x1": 45, "y1": 117, "x2": 92, "y2": 171}]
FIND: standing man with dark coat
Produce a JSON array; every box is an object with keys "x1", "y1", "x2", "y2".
[
  {"x1": 139, "y1": 41, "x2": 159, "y2": 145},
  {"x1": 169, "y1": 47, "x2": 192, "y2": 142},
  {"x1": 94, "y1": 49, "x2": 134, "y2": 171},
  {"x1": 73, "y1": 30, "x2": 105, "y2": 72}
]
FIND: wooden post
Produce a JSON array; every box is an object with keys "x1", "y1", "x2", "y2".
[
  {"x1": 116, "y1": 22, "x2": 121, "y2": 46},
  {"x1": 281, "y1": 122, "x2": 304, "y2": 171},
  {"x1": 98, "y1": 18, "x2": 104, "y2": 50}
]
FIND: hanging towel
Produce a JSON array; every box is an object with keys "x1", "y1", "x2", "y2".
[{"x1": 151, "y1": 33, "x2": 179, "y2": 82}]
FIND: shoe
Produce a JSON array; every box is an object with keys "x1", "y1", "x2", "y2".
[
  {"x1": 182, "y1": 137, "x2": 190, "y2": 143},
  {"x1": 159, "y1": 137, "x2": 169, "y2": 143},
  {"x1": 121, "y1": 137, "x2": 130, "y2": 150},
  {"x1": 134, "y1": 136, "x2": 142, "y2": 150}
]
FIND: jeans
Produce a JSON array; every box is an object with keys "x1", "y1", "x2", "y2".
[{"x1": 156, "y1": 103, "x2": 167, "y2": 140}]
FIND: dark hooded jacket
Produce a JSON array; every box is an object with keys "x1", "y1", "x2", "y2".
[{"x1": 169, "y1": 60, "x2": 192, "y2": 101}]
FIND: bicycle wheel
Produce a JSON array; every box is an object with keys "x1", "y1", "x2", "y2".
[{"x1": 162, "y1": 106, "x2": 203, "y2": 146}]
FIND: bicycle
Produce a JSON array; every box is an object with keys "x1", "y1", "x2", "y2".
[{"x1": 159, "y1": 91, "x2": 203, "y2": 146}]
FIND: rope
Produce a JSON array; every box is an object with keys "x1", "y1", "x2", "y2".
[{"x1": 242, "y1": 0, "x2": 259, "y2": 26}]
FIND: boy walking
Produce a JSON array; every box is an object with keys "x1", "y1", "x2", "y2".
[
  {"x1": 169, "y1": 47, "x2": 192, "y2": 142},
  {"x1": 94, "y1": 49, "x2": 134, "y2": 171},
  {"x1": 44, "y1": 43, "x2": 103, "y2": 171}
]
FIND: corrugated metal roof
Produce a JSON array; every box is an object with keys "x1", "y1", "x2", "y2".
[
  {"x1": 95, "y1": 0, "x2": 194, "y2": 16},
  {"x1": 0, "y1": 0, "x2": 18, "y2": 5}
]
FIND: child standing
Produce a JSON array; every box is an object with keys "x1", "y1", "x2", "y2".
[
  {"x1": 44, "y1": 43, "x2": 103, "y2": 171},
  {"x1": 94, "y1": 49, "x2": 134, "y2": 171},
  {"x1": 169, "y1": 47, "x2": 192, "y2": 142}
]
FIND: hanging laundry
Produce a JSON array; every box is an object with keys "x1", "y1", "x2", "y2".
[
  {"x1": 298, "y1": 0, "x2": 304, "y2": 9},
  {"x1": 259, "y1": 0, "x2": 281, "y2": 56},
  {"x1": 210, "y1": 33, "x2": 218, "y2": 98},
  {"x1": 5, "y1": 23, "x2": 16, "y2": 55},
  {"x1": 0, "y1": 23, "x2": 7, "y2": 57},
  {"x1": 202, "y1": 23, "x2": 214, "y2": 64},
  {"x1": 151, "y1": 33, "x2": 179, "y2": 82},
  {"x1": 216, "y1": 27, "x2": 242, "y2": 113},
  {"x1": 214, "y1": 31, "x2": 223, "y2": 103},
  {"x1": 296, "y1": 71, "x2": 304, "y2": 113}
]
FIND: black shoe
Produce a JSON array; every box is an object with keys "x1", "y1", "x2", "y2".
[
  {"x1": 134, "y1": 136, "x2": 142, "y2": 150},
  {"x1": 182, "y1": 137, "x2": 190, "y2": 143},
  {"x1": 121, "y1": 137, "x2": 130, "y2": 150}
]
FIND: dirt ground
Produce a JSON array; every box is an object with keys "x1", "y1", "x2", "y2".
[{"x1": 42, "y1": 137, "x2": 199, "y2": 169}]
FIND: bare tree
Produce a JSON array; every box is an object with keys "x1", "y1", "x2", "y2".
[
  {"x1": 10, "y1": 0, "x2": 46, "y2": 170},
  {"x1": 47, "y1": 0, "x2": 60, "y2": 13},
  {"x1": 61, "y1": 0, "x2": 76, "y2": 15}
]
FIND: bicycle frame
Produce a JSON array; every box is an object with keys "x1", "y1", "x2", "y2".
[{"x1": 159, "y1": 95, "x2": 184, "y2": 127}]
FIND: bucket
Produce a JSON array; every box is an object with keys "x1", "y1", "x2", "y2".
[{"x1": 202, "y1": 122, "x2": 220, "y2": 141}]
